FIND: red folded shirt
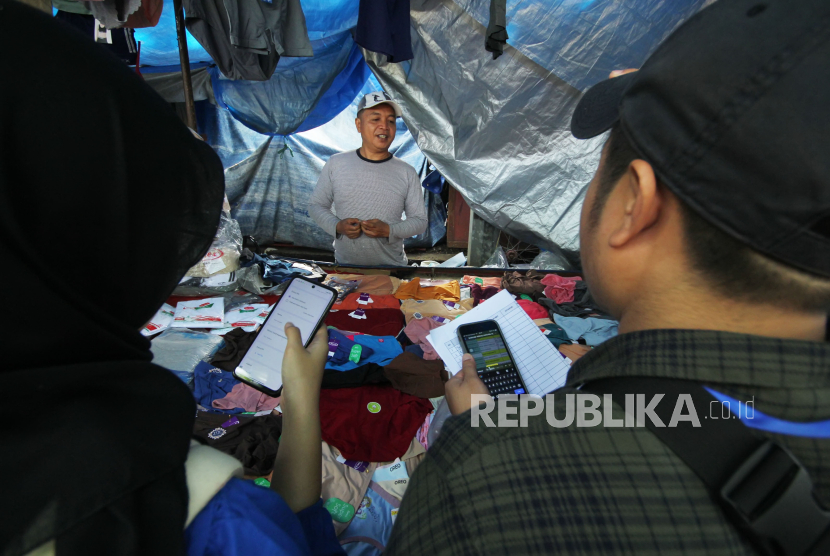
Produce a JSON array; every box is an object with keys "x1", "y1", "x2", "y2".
[
  {"x1": 325, "y1": 308, "x2": 405, "y2": 337},
  {"x1": 517, "y1": 299, "x2": 549, "y2": 319},
  {"x1": 331, "y1": 293, "x2": 401, "y2": 311},
  {"x1": 319, "y1": 385, "x2": 433, "y2": 462}
]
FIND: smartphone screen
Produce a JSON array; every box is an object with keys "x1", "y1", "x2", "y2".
[
  {"x1": 458, "y1": 321, "x2": 527, "y2": 396},
  {"x1": 234, "y1": 277, "x2": 335, "y2": 394}
]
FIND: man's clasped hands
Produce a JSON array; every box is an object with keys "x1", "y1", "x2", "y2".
[{"x1": 336, "y1": 218, "x2": 390, "y2": 239}]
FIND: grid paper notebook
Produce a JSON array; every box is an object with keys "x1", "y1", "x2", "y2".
[{"x1": 427, "y1": 290, "x2": 570, "y2": 396}]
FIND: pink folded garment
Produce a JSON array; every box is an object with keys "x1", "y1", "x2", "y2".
[
  {"x1": 403, "y1": 318, "x2": 443, "y2": 360},
  {"x1": 541, "y1": 274, "x2": 583, "y2": 304},
  {"x1": 212, "y1": 383, "x2": 281, "y2": 412}
]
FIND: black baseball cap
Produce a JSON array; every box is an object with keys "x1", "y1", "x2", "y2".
[{"x1": 571, "y1": 0, "x2": 830, "y2": 278}]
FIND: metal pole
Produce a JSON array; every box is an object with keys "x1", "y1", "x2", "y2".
[
  {"x1": 468, "y1": 211, "x2": 501, "y2": 267},
  {"x1": 173, "y1": 0, "x2": 197, "y2": 130}
]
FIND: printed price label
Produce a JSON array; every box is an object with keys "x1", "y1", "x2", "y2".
[
  {"x1": 328, "y1": 339, "x2": 339, "y2": 359},
  {"x1": 221, "y1": 416, "x2": 240, "y2": 428},
  {"x1": 335, "y1": 454, "x2": 371, "y2": 473}
]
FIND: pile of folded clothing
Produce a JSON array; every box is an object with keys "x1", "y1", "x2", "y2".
[{"x1": 141, "y1": 267, "x2": 618, "y2": 554}]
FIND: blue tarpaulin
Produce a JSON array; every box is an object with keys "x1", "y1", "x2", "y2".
[
  {"x1": 210, "y1": 32, "x2": 372, "y2": 136},
  {"x1": 134, "y1": 0, "x2": 358, "y2": 67},
  {"x1": 127, "y1": 0, "x2": 710, "y2": 251},
  {"x1": 200, "y1": 76, "x2": 429, "y2": 251}
]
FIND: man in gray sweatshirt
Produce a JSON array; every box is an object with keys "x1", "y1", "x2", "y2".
[{"x1": 308, "y1": 92, "x2": 427, "y2": 266}]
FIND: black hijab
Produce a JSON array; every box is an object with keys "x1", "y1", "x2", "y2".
[{"x1": 0, "y1": 2, "x2": 225, "y2": 554}]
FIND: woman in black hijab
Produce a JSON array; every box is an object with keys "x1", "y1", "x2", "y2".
[{"x1": 0, "y1": 2, "x2": 225, "y2": 554}]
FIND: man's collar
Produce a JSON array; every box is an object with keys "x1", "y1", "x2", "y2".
[
  {"x1": 567, "y1": 328, "x2": 830, "y2": 389},
  {"x1": 356, "y1": 148, "x2": 393, "y2": 163}
]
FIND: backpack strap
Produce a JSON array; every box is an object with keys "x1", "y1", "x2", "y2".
[{"x1": 582, "y1": 377, "x2": 830, "y2": 556}]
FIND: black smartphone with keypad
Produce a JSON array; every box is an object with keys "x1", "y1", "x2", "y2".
[{"x1": 457, "y1": 320, "x2": 528, "y2": 397}]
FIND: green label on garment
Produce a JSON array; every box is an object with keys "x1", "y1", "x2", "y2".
[
  {"x1": 474, "y1": 278, "x2": 484, "y2": 285},
  {"x1": 349, "y1": 344, "x2": 363, "y2": 364},
  {"x1": 367, "y1": 402, "x2": 381, "y2": 414},
  {"x1": 324, "y1": 498, "x2": 356, "y2": 522},
  {"x1": 520, "y1": 294, "x2": 532, "y2": 301},
  {"x1": 254, "y1": 478, "x2": 271, "y2": 488}
]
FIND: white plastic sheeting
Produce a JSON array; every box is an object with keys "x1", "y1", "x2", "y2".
[{"x1": 365, "y1": 0, "x2": 710, "y2": 251}]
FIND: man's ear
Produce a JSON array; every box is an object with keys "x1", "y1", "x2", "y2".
[
  {"x1": 355, "y1": 117, "x2": 362, "y2": 134},
  {"x1": 608, "y1": 159, "x2": 662, "y2": 248}
]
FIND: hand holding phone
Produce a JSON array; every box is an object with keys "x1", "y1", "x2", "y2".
[
  {"x1": 280, "y1": 322, "x2": 328, "y2": 401},
  {"x1": 457, "y1": 320, "x2": 528, "y2": 398},
  {"x1": 234, "y1": 277, "x2": 337, "y2": 395},
  {"x1": 445, "y1": 354, "x2": 491, "y2": 415}
]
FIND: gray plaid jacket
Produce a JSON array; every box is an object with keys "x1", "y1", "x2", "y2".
[{"x1": 386, "y1": 329, "x2": 830, "y2": 555}]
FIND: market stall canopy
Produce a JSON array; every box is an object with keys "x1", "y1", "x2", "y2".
[{"x1": 132, "y1": 0, "x2": 710, "y2": 251}]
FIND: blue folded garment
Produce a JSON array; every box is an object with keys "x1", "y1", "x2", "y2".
[
  {"x1": 553, "y1": 315, "x2": 619, "y2": 346},
  {"x1": 326, "y1": 328, "x2": 374, "y2": 366},
  {"x1": 193, "y1": 361, "x2": 242, "y2": 414},
  {"x1": 325, "y1": 334, "x2": 403, "y2": 371},
  {"x1": 262, "y1": 259, "x2": 312, "y2": 284}
]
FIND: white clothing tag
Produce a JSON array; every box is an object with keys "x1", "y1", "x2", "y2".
[{"x1": 372, "y1": 460, "x2": 408, "y2": 482}]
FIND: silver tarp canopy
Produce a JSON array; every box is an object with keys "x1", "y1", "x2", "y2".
[{"x1": 365, "y1": 0, "x2": 710, "y2": 252}]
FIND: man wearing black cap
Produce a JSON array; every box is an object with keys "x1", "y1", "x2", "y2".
[{"x1": 386, "y1": 0, "x2": 830, "y2": 554}]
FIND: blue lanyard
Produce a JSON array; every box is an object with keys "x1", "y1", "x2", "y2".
[{"x1": 706, "y1": 387, "x2": 830, "y2": 439}]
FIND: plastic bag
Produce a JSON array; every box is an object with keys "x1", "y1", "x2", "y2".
[
  {"x1": 324, "y1": 277, "x2": 360, "y2": 301},
  {"x1": 141, "y1": 303, "x2": 175, "y2": 336},
  {"x1": 173, "y1": 270, "x2": 241, "y2": 296},
  {"x1": 236, "y1": 265, "x2": 274, "y2": 295},
  {"x1": 529, "y1": 248, "x2": 571, "y2": 271},
  {"x1": 437, "y1": 252, "x2": 466, "y2": 267},
  {"x1": 224, "y1": 303, "x2": 270, "y2": 330},
  {"x1": 171, "y1": 298, "x2": 226, "y2": 329},
  {"x1": 211, "y1": 302, "x2": 273, "y2": 335},
  {"x1": 482, "y1": 246, "x2": 509, "y2": 268},
  {"x1": 150, "y1": 328, "x2": 225, "y2": 384},
  {"x1": 186, "y1": 211, "x2": 243, "y2": 278},
  {"x1": 224, "y1": 292, "x2": 266, "y2": 312}
]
